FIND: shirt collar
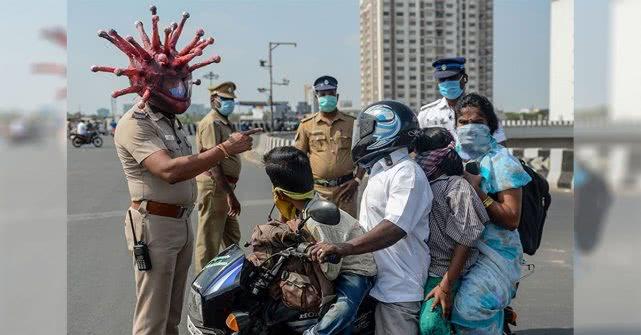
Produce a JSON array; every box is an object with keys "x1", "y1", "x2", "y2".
[
  {"x1": 437, "y1": 97, "x2": 452, "y2": 110},
  {"x1": 315, "y1": 110, "x2": 344, "y2": 125},
  {"x1": 371, "y1": 147, "x2": 410, "y2": 174},
  {"x1": 143, "y1": 105, "x2": 171, "y2": 123},
  {"x1": 212, "y1": 109, "x2": 230, "y2": 125}
]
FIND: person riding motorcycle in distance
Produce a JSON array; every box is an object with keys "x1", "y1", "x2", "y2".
[
  {"x1": 310, "y1": 100, "x2": 433, "y2": 335},
  {"x1": 263, "y1": 146, "x2": 377, "y2": 335}
]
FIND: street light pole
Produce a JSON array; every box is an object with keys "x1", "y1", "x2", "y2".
[
  {"x1": 202, "y1": 71, "x2": 219, "y2": 88},
  {"x1": 266, "y1": 41, "x2": 296, "y2": 132}
]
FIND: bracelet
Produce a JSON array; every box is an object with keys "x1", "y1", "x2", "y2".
[
  {"x1": 483, "y1": 196, "x2": 494, "y2": 208},
  {"x1": 216, "y1": 143, "x2": 230, "y2": 159}
]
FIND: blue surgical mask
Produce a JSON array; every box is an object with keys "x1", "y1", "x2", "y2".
[
  {"x1": 438, "y1": 80, "x2": 464, "y2": 100},
  {"x1": 456, "y1": 124, "x2": 492, "y2": 160},
  {"x1": 318, "y1": 95, "x2": 338, "y2": 113},
  {"x1": 168, "y1": 82, "x2": 187, "y2": 99},
  {"x1": 218, "y1": 100, "x2": 235, "y2": 116}
]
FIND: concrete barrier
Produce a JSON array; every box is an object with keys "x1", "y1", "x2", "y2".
[{"x1": 255, "y1": 133, "x2": 574, "y2": 190}]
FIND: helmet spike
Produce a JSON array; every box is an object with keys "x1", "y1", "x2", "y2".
[{"x1": 178, "y1": 29, "x2": 204, "y2": 56}]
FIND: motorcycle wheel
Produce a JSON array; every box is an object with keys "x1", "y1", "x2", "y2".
[
  {"x1": 72, "y1": 137, "x2": 83, "y2": 148},
  {"x1": 92, "y1": 136, "x2": 103, "y2": 147}
]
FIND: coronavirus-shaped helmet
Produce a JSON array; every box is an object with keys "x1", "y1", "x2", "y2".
[{"x1": 91, "y1": 5, "x2": 220, "y2": 113}]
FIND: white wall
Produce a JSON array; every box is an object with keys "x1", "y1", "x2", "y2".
[
  {"x1": 610, "y1": 0, "x2": 641, "y2": 121},
  {"x1": 549, "y1": 0, "x2": 574, "y2": 121}
]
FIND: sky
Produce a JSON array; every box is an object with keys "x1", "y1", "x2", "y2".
[
  {"x1": 0, "y1": 0, "x2": 609, "y2": 114},
  {"x1": 0, "y1": 0, "x2": 66, "y2": 113}
]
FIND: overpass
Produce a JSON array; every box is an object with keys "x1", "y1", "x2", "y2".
[{"x1": 253, "y1": 120, "x2": 575, "y2": 190}]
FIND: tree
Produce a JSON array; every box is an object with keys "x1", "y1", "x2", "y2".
[{"x1": 96, "y1": 108, "x2": 110, "y2": 118}]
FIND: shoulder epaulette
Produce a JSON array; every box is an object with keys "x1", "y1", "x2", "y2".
[{"x1": 300, "y1": 113, "x2": 317, "y2": 123}]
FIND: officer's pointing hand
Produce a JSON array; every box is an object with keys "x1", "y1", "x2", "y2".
[{"x1": 223, "y1": 128, "x2": 263, "y2": 155}]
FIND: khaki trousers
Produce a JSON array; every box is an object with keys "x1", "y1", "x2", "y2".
[
  {"x1": 195, "y1": 179, "x2": 241, "y2": 273},
  {"x1": 314, "y1": 183, "x2": 358, "y2": 218},
  {"x1": 124, "y1": 205, "x2": 194, "y2": 335}
]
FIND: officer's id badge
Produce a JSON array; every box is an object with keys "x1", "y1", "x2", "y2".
[{"x1": 165, "y1": 134, "x2": 175, "y2": 141}]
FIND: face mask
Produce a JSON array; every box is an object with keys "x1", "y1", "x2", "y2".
[
  {"x1": 438, "y1": 80, "x2": 464, "y2": 100},
  {"x1": 273, "y1": 193, "x2": 298, "y2": 222},
  {"x1": 271, "y1": 188, "x2": 315, "y2": 222},
  {"x1": 456, "y1": 124, "x2": 492, "y2": 160},
  {"x1": 219, "y1": 100, "x2": 235, "y2": 116},
  {"x1": 164, "y1": 78, "x2": 188, "y2": 99},
  {"x1": 318, "y1": 95, "x2": 338, "y2": 113}
]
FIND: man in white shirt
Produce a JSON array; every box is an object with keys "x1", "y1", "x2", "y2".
[
  {"x1": 310, "y1": 101, "x2": 432, "y2": 335},
  {"x1": 76, "y1": 120, "x2": 88, "y2": 139},
  {"x1": 418, "y1": 57, "x2": 507, "y2": 143}
]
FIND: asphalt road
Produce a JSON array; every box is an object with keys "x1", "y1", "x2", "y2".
[{"x1": 67, "y1": 137, "x2": 574, "y2": 335}]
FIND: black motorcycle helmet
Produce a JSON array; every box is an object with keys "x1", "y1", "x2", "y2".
[{"x1": 351, "y1": 100, "x2": 419, "y2": 169}]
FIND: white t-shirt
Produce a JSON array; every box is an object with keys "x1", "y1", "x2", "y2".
[
  {"x1": 77, "y1": 122, "x2": 87, "y2": 136},
  {"x1": 418, "y1": 97, "x2": 507, "y2": 143},
  {"x1": 359, "y1": 148, "x2": 432, "y2": 303}
]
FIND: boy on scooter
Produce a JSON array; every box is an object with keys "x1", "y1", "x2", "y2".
[{"x1": 263, "y1": 146, "x2": 377, "y2": 335}]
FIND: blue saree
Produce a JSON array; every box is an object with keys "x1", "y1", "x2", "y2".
[{"x1": 451, "y1": 139, "x2": 531, "y2": 334}]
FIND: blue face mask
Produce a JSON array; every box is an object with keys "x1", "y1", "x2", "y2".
[
  {"x1": 438, "y1": 80, "x2": 464, "y2": 100},
  {"x1": 318, "y1": 95, "x2": 338, "y2": 113},
  {"x1": 218, "y1": 99, "x2": 235, "y2": 116},
  {"x1": 456, "y1": 124, "x2": 492, "y2": 160}
]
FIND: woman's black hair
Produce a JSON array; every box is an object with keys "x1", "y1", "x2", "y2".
[
  {"x1": 439, "y1": 151, "x2": 464, "y2": 177},
  {"x1": 454, "y1": 93, "x2": 499, "y2": 134},
  {"x1": 263, "y1": 146, "x2": 314, "y2": 193},
  {"x1": 414, "y1": 127, "x2": 454, "y2": 154}
]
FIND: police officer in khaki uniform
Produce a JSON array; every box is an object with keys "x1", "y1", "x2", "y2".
[
  {"x1": 114, "y1": 96, "x2": 258, "y2": 334},
  {"x1": 294, "y1": 76, "x2": 364, "y2": 217},
  {"x1": 194, "y1": 82, "x2": 243, "y2": 273}
]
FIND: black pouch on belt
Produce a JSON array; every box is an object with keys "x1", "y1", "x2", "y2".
[{"x1": 128, "y1": 210, "x2": 152, "y2": 271}]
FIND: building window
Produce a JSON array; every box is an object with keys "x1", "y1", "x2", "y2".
[{"x1": 396, "y1": 12, "x2": 403, "y2": 16}]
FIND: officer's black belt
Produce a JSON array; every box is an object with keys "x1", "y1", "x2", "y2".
[{"x1": 314, "y1": 174, "x2": 354, "y2": 187}]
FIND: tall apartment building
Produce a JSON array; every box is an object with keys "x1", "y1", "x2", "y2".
[{"x1": 360, "y1": 0, "x2": 493, "y2": 112}]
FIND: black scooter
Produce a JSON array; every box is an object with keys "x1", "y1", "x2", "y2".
[{"x1": 187, "y1": 198, "x2": 376, "y2": 335}]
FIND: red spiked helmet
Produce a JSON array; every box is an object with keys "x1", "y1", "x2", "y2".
[{"x1": 91, "y1": 5, "x2": 220, "y2": 113}]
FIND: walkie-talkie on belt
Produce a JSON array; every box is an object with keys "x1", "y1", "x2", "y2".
[{"x1": 128, "y1": 210, "x2": 152, "y2": 271}]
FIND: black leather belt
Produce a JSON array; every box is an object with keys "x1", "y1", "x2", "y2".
[{"x1": 314, "y1": 174, "x2": 354, "y2": 187}]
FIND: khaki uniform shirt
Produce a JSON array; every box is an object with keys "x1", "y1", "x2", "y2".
[
  {"x1": 305, "y1": 204, "x2": 377, "y2": 281},
  {"x1": 114, "y1": 105, "x2": 196, "y2": 206},
  {"x1": 294, "y1": 111, "x2": 356, "y2": 180},
  {"x1": 195, "y1": 110, "x2": 242, "y2": 181}
]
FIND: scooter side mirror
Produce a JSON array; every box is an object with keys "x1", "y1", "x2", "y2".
[{"x1": 303, "y1": 197, "x2": 341, "y2": 226}]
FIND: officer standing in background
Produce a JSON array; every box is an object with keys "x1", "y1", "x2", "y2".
[
  {"x1": 294, "y1": 76, "x2": 364, "y2": 218},
  {"x1": 194, "y1": 82, "x2": 243, "y2": 273},
  {"x1": 418, "y1": 57, "x2": 507, "y2": 143}
]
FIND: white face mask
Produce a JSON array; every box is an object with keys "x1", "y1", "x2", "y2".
[{"x1": 456, "y1": 124, "x2": 492, "y2": 160}]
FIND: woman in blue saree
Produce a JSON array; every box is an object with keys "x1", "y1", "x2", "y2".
[{"x1": 450, "y1": 93, "x2": 531, "y2": 334}]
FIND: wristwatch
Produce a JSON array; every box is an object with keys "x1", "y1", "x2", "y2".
[{"x1": 354, "y1": 176, "x2": 361, "y2": 185}]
